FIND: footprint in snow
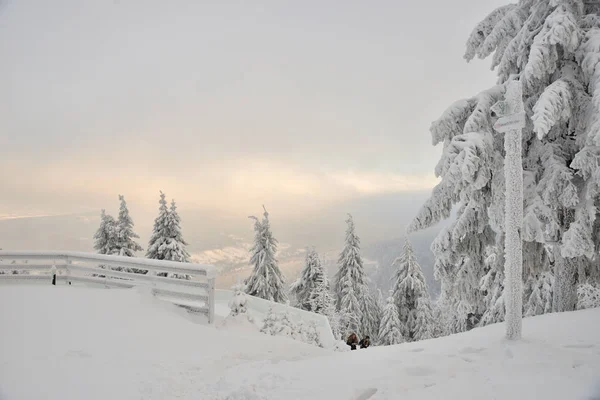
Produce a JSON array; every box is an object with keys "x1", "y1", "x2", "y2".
[{"x1": 459, "y1": 346, "x2": 486, "y2": 354}]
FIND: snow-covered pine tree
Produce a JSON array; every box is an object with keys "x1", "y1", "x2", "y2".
[
  {"x1": 260, "y1": 306, "x2": 280, "y2": 335},
  {"x1": 360, "y1": 286, "x2": 382, "y2": 342},
  {"x1": 412, "y1": 297, "x2": 435, "y2": 341},
  {"x1": 115, "y1": 195, "x2": 143, "y2": 257},
  {"x1": 165, "y1": 199, "x2": 191, "y2": 263},
  {"x1": 146, "y1": 191, "x2": 169, "y2": 261},
  {"x1": 308, "y1": 273, "x2": 341, "y2": 339},
  {"x1": 409, "y1": 0, "x2": 600, "y2": 324},
  {"x1": 244, "y1": 207, "x2": 287, "y2": 303},
  {"x1": 378, "y1": 294, "x2": 404, "y2": 346},
  {"x1": 333, "y1": 214, "x2": 369, "y2": 336},
  {"x1": 147, "y1": 194, "x2": 191, "y2": 277},
  {"x1": 391, "y1": 238, "x2": 434, "y2": 341},
  {"x1": 229, "y1": 283, "x2": 250, "y2": 317},
  {"x1": 93, "y1": 209, "x2": 119, "y2": 255},
  {"x1": 290, "y1": 247, "x2": 325, "y2": 311}
]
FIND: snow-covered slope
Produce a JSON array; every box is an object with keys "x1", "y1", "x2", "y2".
[{"x1": 1, "y1": 286, "x2": 599, "y2": 400}]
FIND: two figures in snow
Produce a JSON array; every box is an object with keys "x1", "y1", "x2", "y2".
[{"x1": 346, "y1": 333, "x2": 370, "y2": 350}]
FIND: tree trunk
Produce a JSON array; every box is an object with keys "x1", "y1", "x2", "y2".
[{"x1": 552, "y1": 248, "x2": 577, "y2": 312}]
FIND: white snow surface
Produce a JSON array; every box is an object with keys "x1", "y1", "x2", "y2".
[{"x1": 2, "y1": 286, "x2": 600, "y2": 400}]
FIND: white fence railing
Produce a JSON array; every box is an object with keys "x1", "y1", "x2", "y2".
[{"x1": 0, "y1": 251, "x2": 217, "y2": 323}]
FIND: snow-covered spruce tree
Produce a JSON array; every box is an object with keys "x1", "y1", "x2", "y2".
[
  {"x1": 290, "y1": 247, "x2": 325, "y2": 311},
  {"x1": 409, "y1": 1, "x2": 600, "y2": 325},
  {"x1": 333, "y1": 214, "x2": 375, "y2": 337},
  {"x1": 244, "y1": 207, "x2": 287, "y2": 303},
  {"x1": 308, "y1": 274, "x2": 342, "y2": 339},
  {"x1": 360, "y1": 288, "x2": 382, "y2": 343},
  {"x1": 93, "y1": 209, "x2": 119, "y2": 255},
  {"x1": 260, "y1": 306, "x2": 280, "y2": 335},
  {"x1": 229, "y1": 283, "x2": 252, "y2": 319},
  {"x1": 147, "y1": 193, "x2": 191, "y2": 278},
  {"x1": 146, "y1": 191, "x2": 169, "y2": 260},
  {"x1": 412, "y1": 297, "x2": 435, "y2": 341},
  {"x1": 114, "y1": 195, "x2": 143, "y2": 271},
  {"x1": 391, "y1": 238, "x2": 435, "y2": 341},
  {"x1": 378, "y1": 294, "x2": 405, "y2": 346}
]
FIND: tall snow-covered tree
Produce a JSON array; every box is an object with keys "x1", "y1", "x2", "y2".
[
  {"x1": 333, "y1": 214, "x2": 372, "y2": 336},
  {"x1": 409, "y1": 0, "x2": 600, "y2": 326},
  {"x1": 147, "y1": 193, "x2": 191, "y2": 277},
  {"x1": 391, "y1": 238, "x2": 434, "y2": 341},
  {"x1": 290, "y1": 248, "x2": 325, "y2": 311},
  {"x1": 93, "y1": 209, "x2": 118, "y2": 255},
  {"x1": 412, "y1": 297, "x2": 436, "y2": 341},
  {"x1": 307, "y1": 271, "x2": 341, "y2": 339},
  {"x1": 146, "y1": 191, "x2": 170, "y2": 260},
  {"x1": 378, "y1": 294, "x2": 404, "y2": 346},
  {"x1": 115, "y1": 195, "x2": 143, "y2": 257},
  {"x1": 244, "y1": 207, "x2": 287, "y2": 303}
]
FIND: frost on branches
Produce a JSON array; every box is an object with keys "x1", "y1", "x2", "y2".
[
  {"x1": 244, "y1": 207, "x2": 287, "y2": 304},
  {"x1": 146, "y1": 192, "x2": 191, "y2": 279},
  {"x1": 377, "y1": 294, "x2": 404, "y2": 346},
  {"x1": 577, "y1": 283, "x2": 600, "y2": 310},
  {"x1": 228, "y1": 283, "x2": 253, "y2": 322},
  {"x1": 391, "y1": 238, "x2": 435, "y2": 341},
  {"x1": 410, "y1": 0, "x2": 600, "y2": 332},
  {"x1": 290, "y1": 248, "x2": 326, "y2": 311}
]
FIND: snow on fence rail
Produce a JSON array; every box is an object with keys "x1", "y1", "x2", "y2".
[{"x1": 0, "y1": 251, "x2": 217, "y2": 323}]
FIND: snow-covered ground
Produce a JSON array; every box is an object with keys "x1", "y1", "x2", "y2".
[{"x1": 1, "y1": 286, "x2": 599, "y2": 400}]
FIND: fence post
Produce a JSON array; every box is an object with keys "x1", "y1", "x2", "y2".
[
  {"x1": 65, "y1": 256, "x2": 72, "y2": 285},
  {"x1": 208, "y1": 277, "x2": 215, "y2": 324},
  {"x1": 51, "y1": 263, "x2": 57, "y2": 286}
]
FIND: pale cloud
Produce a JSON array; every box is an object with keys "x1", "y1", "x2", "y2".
[
  {"x1": 0, "y1": 153, "x2": 437, "y2": 218},
  {"x1": 328, "y1": 171, "x2": 440, "y2": 194}
]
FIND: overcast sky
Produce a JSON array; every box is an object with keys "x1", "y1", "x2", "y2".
[{"x1": 1, "y1": 0, "x2": 505, "y2": 223}]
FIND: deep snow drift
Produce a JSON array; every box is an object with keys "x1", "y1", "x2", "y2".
[{"x1": 1, "y1": 286, "x2": 599, "y2": 400}]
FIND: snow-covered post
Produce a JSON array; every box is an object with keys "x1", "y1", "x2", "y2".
[
  {"x1": 208, "y1": 276, "x2": 215, "y2": 324},
  {"x1": 493, "y1": 79, "x2": 525, "y2": 340}
]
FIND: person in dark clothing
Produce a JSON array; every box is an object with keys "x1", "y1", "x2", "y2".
[
  {"x1": 359, "y1": 336, "x2": 371, "y2": 349},
  {"x1": 346, "y1": 333, "x2": 358, "y2": 350}
]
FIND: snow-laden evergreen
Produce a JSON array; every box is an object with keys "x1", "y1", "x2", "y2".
[
  {"x1": 377, "y1": 294, "x2": 404, "y2": 346},
  {"x1": 93, "y1": 209, "x2": 119, "y2": 255},
  {"x1": 244, "y1": 207, "x2": 287, "y2": 303},
  {"x1": 146, "y1": 192, "x2": 170, "y2": 260},
  {"x1": 290, "y1": 248, "x2": 325, "y2": 311},
  {"x1": 115, "y1": 195, "x2": 143, "y2": 258},
  {"x1": 308, "y1": 273, "x2": 341, "y2": 340},
  {"x1": 146, "y1": 193, "x2": 191, "y2": 278},
  {"x1": 391, "y1": 238, "x2": 435, "y2": 341},
  {"x1": 412, "y1": 297, "x2": 436, "y2": 341},
  {"x1": 333, "y1": 214, "x2": 371, "y2": 337},
  {"x1": 260, "y1": 306, "x2": 322, "y2": 347},
  {"x1": 409, "y1": 0, "x2": 600, "y2": 330},
  {"x1": 228, "y1": 283, "x2": 251, "y2": 318}
]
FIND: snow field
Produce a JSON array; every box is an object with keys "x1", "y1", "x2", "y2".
[{"x1": 1, "y1": 285, "x2": 599, "y2": 400}]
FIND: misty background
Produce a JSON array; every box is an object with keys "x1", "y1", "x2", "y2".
[{"x1": 1, "y1": 0, "x2": 505, "y2": 295}]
